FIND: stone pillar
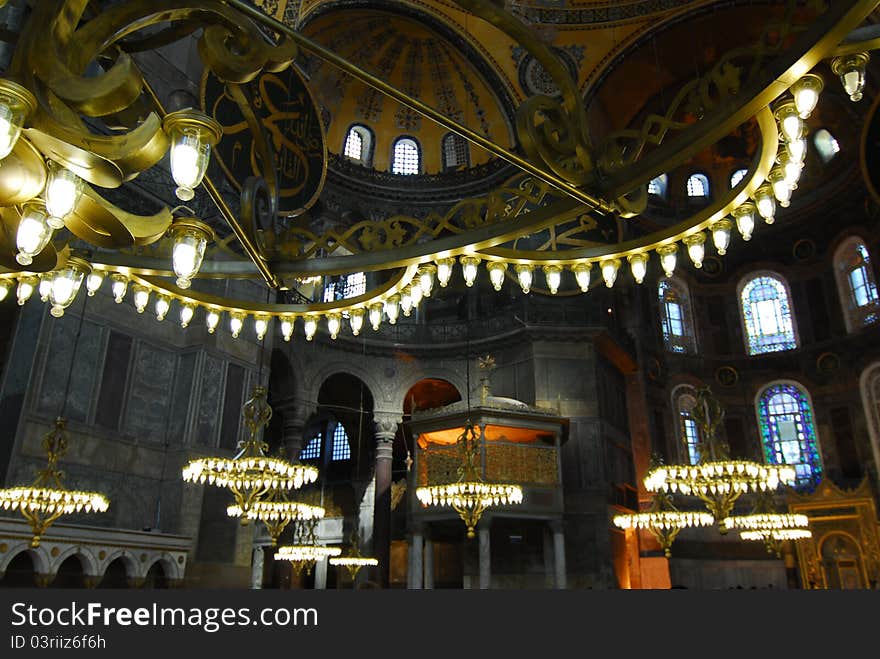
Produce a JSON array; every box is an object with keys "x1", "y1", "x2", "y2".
[
  {"x1": 276, "y1": 400, "x2": 315, "y2": 460},
  {"x1": 478, "y1": 520, "x2": 491, "y2": 590},
  {"x1": 408, "y1": 530, "x2": 423, "y2": 589},
  {"x1": 373, "y1": 411, "x2": 401, "y2": 588},
  {"x1": 251, "y1": 547, "x2": 264, "y2": 589},
  {"x1": 314, "y1": 557, "x2": 328, "y2": 590},
  {"x1": 550, "y1": 520, "x2": 567, "y2": 589},
  {"x1": 424, "y1": 536, "x2": 434, "y2": 589}
]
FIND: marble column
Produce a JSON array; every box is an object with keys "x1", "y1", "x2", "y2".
[
  {"x1": 276, "y1": 400, "x2": 315, "y2": 460},
  {"x1": 373, "y1": 411, "x2": 401, "y2": 588},
  {"x1": 424, "y1": 536, "x2": 434, "y2": 589},
  {"x1": 314, "y1": 557, "x2": 328, "y2": 590},
  {"x1": 250, "y1": 547, "x2": 264, "y2": 589},
  {"x1": 478, "y1": 520, "x2": 491, "y2": 590},
  {"x1": 550, "y1": 519, "x2": 567, "y2": 589},
  {"x1": 409, "y1": 530, "x2": 423, "y2": 589}
]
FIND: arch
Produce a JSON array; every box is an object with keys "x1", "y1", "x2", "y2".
[
  {"x1": 50, "y1": 545, "x2": 99, "y2": 578},
  {"x1": 859, "y1": 362, "x2": 880, "y2": 481},
  {"x1": 393, "y1": 368, "x2": 467, "y2": 413},
  {"x1": 52, "y1": 555, "x2": 86, "y2": 588},
  {"x1": 343, "y1": 124, "x2": 374, "y2": 166},
  {"x1": 686, "y1": 172, "x2": 710, "y2": 198},
  {"x1": 737, "y1": 271, "x2": 799, "y2": 355},
  {"x1": 0, "y1": 551, "x2": 37, "y2": 588},
  {"x1": 648, "y1": 173, "x2": 668, "y2": 198},
  {"x1": 441, "y1": 132, "x2": 470, "y2": 170},
  {"x1": 833, "y1": 236, "x2": 879, "y2": 333},
  {"x1": 658, "y1": 277, "x2": 697, "y2": 354},
  {"x1": 0, "y1": 543, "x2": 50, "y2": 574},
  {"x1": 402, "y1": 377, "x2": 463, "y2": 415},
  {"x1": 671, "y1": 384, "x2": 701, "y2": 465},
  {"x1": 309, "y1": 361, "x2": 384, "y2": 411},
  {"x1": 143, "y1": 561, "x2": 169, "y2": 589},
  {"x1": 755, "y1": 380, "x2": 822, "y2": 489},
  {"x1": 391, "y1": 136, "x2": 420, "y2": 175},
  {"x1": 99, "y1": 550, "x2": 141, "y2": 582},
  {"x1": 818, "y1": 531, "x2": 868, "y2": 589}
]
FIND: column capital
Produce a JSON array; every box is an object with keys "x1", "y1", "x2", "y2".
[
  {"x1": 549, "y1": 518, "x2": 565, "y2": 534},
  {"x1": 374, "y1": 411, "x2": 402, "y2": 440}
]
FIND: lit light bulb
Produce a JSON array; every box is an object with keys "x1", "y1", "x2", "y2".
[
  {"x1": 487, "y1": 262, "x2": 507, "y2": 291},
  {"x1": 348, "y1": 308, "x2": 364, "y2": 335},
  {"x1": 683, "y1": 233, "x2": 706, "y2": 268},
  {"x1": 303, "y1": 315, "x2": 318, "y2": 341},
  {"x1": 254, "y1": 314, "x2": 270, "y2": 341},
  {"x1": 110, "y1": 274, "x2": 128, "y2": 303},
  {"x1": 571, "y1": 263, "x2": 592, "y2": 292},
  {"x1": 16, "y1": 201, "x2": 52, "y2": 266},
  {"x1": 85, "y1": 270, "x2": 104, "y2": 296},
  {"x1": 418, "y1": 265, "x2": 436, "y2": 298},
  {"x1": 229, "y1": 311, "x2": 244, "y2": 338},
  {"x1": 460, "y1": 255, "x2": 480, "y2": 287},
  {"x1": 44, "y1": 163, "x2": 82, "y2": 229},
  {"x1": 326, "y1": 313, "x2": 341, "y2": 340},
  {"x1": 515, "y1": 264, "x2": 533, "y2": 294},
  {"x1": 48, "y1": 257, "x2": 89, "y2": 318},
  {"x1": 790, "y1": 73, "x2": 823, "y2": 119},
  {"x1": 777, "y1": 151, "x2": 802, "y2": 189},
  {"x1": 542, "y1": 265, "x2": 562, "y2": 294},
  {"x1": 180, "y1": 303, "x2": 195, "y2": 328},
  {"x1": 280, "y1": 315, "x2": 295, "y2": 341},
  {"x1": 768, "y1": 167, "x2": 791, "y2": 207},
  {"x1": 163, "y1": 110, "x2": 221, "y2": 202},
  {"x1": 732, "y1": 203, "x2": 755, "y2": 242},
  {"x1": 711, "y1": 219, "x2": 732, "y2": 255},
  {"x1": 409, "y1": 282, "x2": 423, "y2": 308},
  {"x1": 155, "y1": 295, "x2": 171, "y2": 321},
  {"x1": 753, "y1": 186, "x2": 776, "y2": 225},
  {"x1": 169, "y1": 219, "x2": 212, "y2": 289},
  {"x1": 786, "y1": 137, "x2": 807, "y2": 165},
  {"x1": 132, "y1": 285, "x2": 150, "y2": 313},
  {"x1": 0, "y1": 279, "x2": 10, "y2": 302},
  {"x1": 369, "y1": 303, "x2": 383, "y2": 331},
  {"x1": 206, "y1": 309, "x2": 220, "y2": 333},
  {"x1": 832, "y1": 53, "x2": 869, "y2": 102},
  {"x1": 435, "y1": 258, "x2": 454, "y2": 287},
  {"x1": 0, "y1": 81, "x2": 35, "y2": 160},
  {"x1": 384, "y1": 295, "x2": 400, "y2": 325},
  {"x1": 400, "y1": 289, "x2": 413, "y2": 317},
  {"x1": 16, "y1": 275, "x2": 37, "y2": 306},
  {"x1": 39, "y1": 272, "x2": 52, "y2": 301},
  {"x1": 627, "y1": 254, "x2": 648, "y2": 284},
  {"x1": 600, "y1": 258, "x2": 620, "y2": 288},
  {"x1": 657, "y1": 245, "x2": 678, "y2": 277}
]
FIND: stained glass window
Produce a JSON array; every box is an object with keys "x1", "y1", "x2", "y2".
[
  {"x1": 331, "y1": 424, "x2": 351, "y2": 461},
  {"x1": 659, "y1": 278, "x2": 696, "y2": 354},
  {"x1": 740, "y1": 274, "x2": 798, "y2": 355},
  {"x1": 300, "y1": 433, "x2": 322, "y2": 460},
  {"x1": 686, "y1": 173, "x2": 709, "y2": 198},
  {"x1": 814, "y1": 128, "x2": 840, "y2": 163},
  {"x1": 675, "y1": 389, "x2": 701, "y2": 465},
  {"x1": 392, "y1": 137, "x2": 420, "y2": 175},
  {"x1": 648, "y1": 174, "x2": 667, "y2": 198},
  {"x1": 730, "y1": 168, "x2": 748, "y2": 188},
  {"x1": 442, "y1": 133, "x2": 469, "y2": 170},
  {"x1": 757, "y1": 383, "x2": 822, "y2": 489},
  {"x1": 835, "y1": 238, "x2": 879, "y2": 332}
]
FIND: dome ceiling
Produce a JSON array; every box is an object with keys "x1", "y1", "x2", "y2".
[{"x1": 299, "y1": 8, "x2": 516, "y2": 174}]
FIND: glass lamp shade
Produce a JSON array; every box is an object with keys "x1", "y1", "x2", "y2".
[
  {"x1": 627, "y1": 254, "x2": 648, "y2": 284},
  {"x1": 348, "y1": 308, "x2": 364, "y2": 335},
  {"x1": 790, "y1": 73, "x2": 823, "y2": 119},
  {"x1": 205, "y1": 309, "x2": 220, "y2": 333},
  {"x1": 487, "y1": 262, "x2": 507, "y2": 291},
  {"x1": 418, "y1": 265, "x2": 436, "y2": 298},
  {"x1": 180, "y1": 303, "x2": 195, "y2": 328},
  {"x1": 0, "y1": 79, "x2": 35, "y2": 161},
  {"x1": 435, "y1": 258, "x2": 454, "y2": 287},
  {"x1": 169, "y1": 218, "x2": 213, "y2": 289},
  {"x1": 16, "y1": 202, "x2": 52, "y2": 266},
  {"x1": 832, "y1": 53, "x2": 869, "y2": 102},
  {"x1": 769, "y1": 167, "x2": 791, "y2": 207},
  {"x1": 683, "y1": 233, "x2": 706, "y2": 268},
  {"x1": 0, "y1": 278, "x2": 11, "y2": 302},
  {"x1": 543, "y1": 265, "x2": 562, "y2": 294},
  {"x1": 515, "y1": 264, "x2": 533, "y2": 294},
  {"x1": 657, "y1": 245, "x2": 678, "y2": 277},
  {"x1": 280, "y1": 315, "x2": 295, "y2": 341},
  {"x1": 773, "y1": 100, "x2": 803, "y2": 142},
  {"x1": 600, "y1": 258, "x2": 620, "y2": 288},
  {"x1": 786, "y1": 137, "x2": 807, "y2": 165},
  {"x1": 384, "y1": 295, "x2": 400, "y2": 325},
  {"x1": 109, "y1": 274, "x2": 128, "y2": 303},
  {"x1": 711, "y1": 219, "x2": 733, "y2": 255},
  {"x1": 44, "y1": 163, "x2": 82, "y2": 228},
  {"x1": 229, "y1": 311, "x2": 245, "y2": 338},
  {"x1": 369, "y1": 302, "x2": 383, "y2": 331},
  {"x1": 326, "y1": 313, "x2": 341, "y2": 340},
  {"x1": 48, "y1": 257, "x2": 90, "y2": 318},
  {"x1": 733, "y1": 203, "x2": 756, "y2": 241},
  {"x1": 39, "y1": 273, "x2": 52, "y2": 301},
  {"x1": 400, "y1": 288, "x2": 413, "y2": 316},
  {"x1": 572, "y1": 262, "x2": 592, "y2": 292},
  {"x1": 132, "y1": 285, "x2": 150, "y2": 313},
  {"x1": 460, "y1": 256, "x2": 480, "y2": 287},
  {"x1": 162, "y1": 110, "x2": 222, "y2": 202},
  {"x1": 409, "y1": 282, "x2": 423, "y2": 308},
  {"x1": 155, "y1": 295, "x2": 171, "y2": 321},
  {"x1": 16, "y1": 275, "x2": 37, "y2": 306},
  {"x1": 85, "y1": 270, "x2": 104, "y2": 296},
  {"x1": 754, "y1": 185, "x2": 776, "y2": 225},
  {"x1": 303, "y1": 315, "x2": 318, "y2": 341},
  {"x1": 777, "y1": 151, "x2": 802, "y2": 189},
  {"x1": 254, "y1": 314, "x2": 271, "y2": 341}
]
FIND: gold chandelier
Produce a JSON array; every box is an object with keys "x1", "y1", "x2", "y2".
[
  {"x1": 182, "y1": 385, "x2": 318, "y2": 519},
  {"x1": 0, "y1": 418, "x2": 109, "y2": 547},
  {"x1": 274, "y1": 517, "x2": 341, "y2": 576},
  {"x1": 329, "y1": 529, "x2": 378, "y2": 581},
  {"x1": 416, "y1": 420, "x2": 523, "y2": 539},
  {"x1": 613, "y1": 491, "x2": 714, "y2": 558},
  {"x1": 644, "y1": 388, "x2": 796, "y2": 531},
  {"x1": 724, "y1": 493, "x2": 812, "y2": 557},
  {"x1": 227, "y1": 484, "x2": 325, "y2": 546}
]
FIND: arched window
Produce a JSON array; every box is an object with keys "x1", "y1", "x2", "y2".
[
  {"x1": 648, "y1": 174, "x2": 668, "y2": 198},
  {"x1": 343, "y1": 125, "x2": 373, "y2": 165},
  {"x1": 331, "y1": 423, "x2": 351, "y2": 461},
  {"x1": 442, "y1": 133, "x2": 469, "y2": 170},
  {"x1": 392, "y1": 137, "x2": 420, "y2": 175},
  {"x1": 834, "y1": 237, "x2": 879, "y2": 332},
  {"x1": 814, "y1": 128, "x2": 840, "y2": 163},
  {"x1": 323, "y1": 272, "x2": 367, "y2": 302},
  {"x1": 860, "y1": 363, "x2": 880, "y2": 481},
  {"x1": 300, "y1": 433, "x2": 322, "y2": 460},
  {"x1": 658, "y1": 278, "x2": 697, "y2": 354},
  {"x1": 686, "y1": 173, "x2": 709, "y2": 198},
  {"x1": 738, "y1": 273, "x2": 798, "y2": 355},
  {"x1": 756, "y1": 382, "x2": 822, "y2": 489},
  {"x1": 674, "y1": 386, "x2": 702, "y2": 465},
  {"x1": 730, "y1": 168, "x2": 748, "y2": 188}
]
